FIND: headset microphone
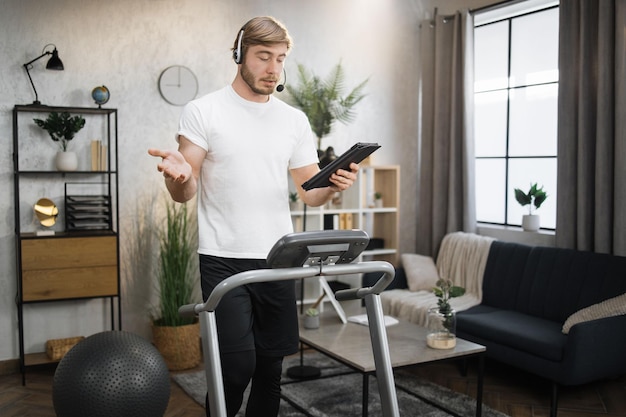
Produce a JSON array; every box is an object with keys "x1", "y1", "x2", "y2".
[{"x1": 276, "y1": 68, "x2": 287, "y2": 92}]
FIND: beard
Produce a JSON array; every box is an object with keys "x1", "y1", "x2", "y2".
[{"x1": 240, "y1": 64, "x2": 277, "y2": 96}]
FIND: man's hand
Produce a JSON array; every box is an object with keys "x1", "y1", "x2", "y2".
[
  {"x1": 148, "y1": 148, "x2": 192, "y2": 183},
  {"x1": 328, "y1": 162, "x2": 359, "y2": 191}
]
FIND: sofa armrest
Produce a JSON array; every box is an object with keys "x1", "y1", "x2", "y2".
[
  {"x1": 560, "y1": 314, "x2": 626, "y2": 385},
  {"x1": 362, "y1": 267, "x2": 407, "y2": 290}
]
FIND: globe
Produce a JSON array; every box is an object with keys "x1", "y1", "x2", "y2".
[{"x1": 91, "y1": 86, "x2": 110, "y2": 107}]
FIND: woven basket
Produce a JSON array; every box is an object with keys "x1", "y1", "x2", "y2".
[
  {"x1": 46, "y1": 336, "x2": 85, "y2": 360},
  {"x1": 152, "y1": 321, "x2": 201, "y2": 371}
]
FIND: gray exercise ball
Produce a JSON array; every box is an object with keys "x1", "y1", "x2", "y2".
[{"x1": 53, "y1": 331, "x2": 170, "y2": 417}]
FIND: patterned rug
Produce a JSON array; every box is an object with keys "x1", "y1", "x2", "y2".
[{"x1": 172, "y1": 351, "x2": 509, "y2": 417}]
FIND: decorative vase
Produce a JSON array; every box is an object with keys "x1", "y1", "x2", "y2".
[
  {"x1": 152, "y1": 321, "x2": 201, "y2": 370},
  {"x1": 55, "y1": 151, "x2": 78, "y2": 171},
  {"x1": 426, "y1": 307, "x2": 456, "y2": 349},
  {"x1": 303, "y1": 314, "x2": 320, "y2": 329},
  {"x1": 522, "y1": 214, "x2": 540, "y2": 232}
]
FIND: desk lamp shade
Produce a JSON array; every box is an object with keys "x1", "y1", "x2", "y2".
[{"x1": 23, "y1": 44, "x2": 64, "y2": 105}]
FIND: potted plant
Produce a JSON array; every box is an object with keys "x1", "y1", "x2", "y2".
[
  {"x1": 285, "y1": 62, "x2": 368, "y2": 156},
  {"x1": 151, "y1": 200, "x2": 202, "y2": 370},
  {"x1": 427, "y1": 278, "x2": 465, "y2": 349},
  {"x1": 374, "y1": 191, "x2": 383, "y2": 208},
  {"x1": 33, "y1": 111, "x2": 85, "y2": 171},
  {"x1": 289, "y1": 191, "x2": 300, "y2": 210},
  {"x1": 514, "y1": 183, "x2": 548, "y2": 232},
  {"x1": 303, "y1": 293, "x2": 325, "y2": 329}
]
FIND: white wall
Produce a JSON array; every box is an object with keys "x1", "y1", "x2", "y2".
[{"x1": 0, "y1": 0, "x2": 438, "y2": 361}]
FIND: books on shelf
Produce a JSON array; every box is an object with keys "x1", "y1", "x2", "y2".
[
  {"x1": 323, "y1": 213, "x2": 354, "y2": 230},
  {"x1": 91, "y1": 140, "x2": 107, "y2": 171}
]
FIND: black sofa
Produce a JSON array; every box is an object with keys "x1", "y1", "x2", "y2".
[{"x1": 364, "y1": 240, "x2": 626, "y2": 417}]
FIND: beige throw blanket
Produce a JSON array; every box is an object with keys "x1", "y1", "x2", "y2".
[{"x1": 381, "y1": 232, "x2": 495, "y2": 326}]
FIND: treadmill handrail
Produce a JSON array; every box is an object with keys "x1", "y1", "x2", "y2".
[{"x1": 179, "y1": 261, "x2": 395, "y2": 317}]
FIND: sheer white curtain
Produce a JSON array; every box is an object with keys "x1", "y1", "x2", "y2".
[
  {"x1": 556, "y1": 0, "x2": 626, "y2": 255},
  {"x1": 416, "y1": 10, "x2": 476, "y2": 257}
]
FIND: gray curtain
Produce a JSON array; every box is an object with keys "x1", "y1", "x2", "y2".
[
  {"x1": 556, "y1": 0, "x2": 626, "y2": 256},
  {"x1": 416, "y1": 10, "x2": 476, "y2": 257}
]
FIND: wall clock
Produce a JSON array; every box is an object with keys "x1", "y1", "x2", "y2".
[{"x1": 158, "y1": 65, "x2": 198, "y2": 106}]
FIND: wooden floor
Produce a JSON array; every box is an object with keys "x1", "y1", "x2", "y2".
[{"x1": 1, "y1": 355, "x2": 624, "y2": 417}]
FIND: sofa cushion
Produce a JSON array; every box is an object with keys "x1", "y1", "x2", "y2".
[
  {"x1": 562, "y1": 292, "x2": 626, "y2": 334},
  {"x1": 457, "y1": 307, "x2": 567, "y2": 362},
  {"x1": 401, "y1": 254, "x2": 439, "y2": 292},
  {"x1": 481, "y1": 241, "x2": 533, "y2": 309}
]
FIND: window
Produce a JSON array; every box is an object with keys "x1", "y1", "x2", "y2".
[{"x1": 474, "y1": 1, "x2": 559, "y2": 229}]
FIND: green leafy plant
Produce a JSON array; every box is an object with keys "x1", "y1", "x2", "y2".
[
  {"x1": 514, "y1": 183, "x2": 548, "y2": 215},
  {"x1": 289, "y1": 191, "x2": 299, "y2": 203},
  {"x1": 285, "y1": 62, "x2": 368, "y2": 151},
  {"x1": 374, "y1": 192, "x2": 382, "y2": 200},
  {"x1": 432, "y1": 278, "x2": 465, "y2": 332},
  {"x1": 154, "y1": 201, "x2": 198, "y2": 327},
  {"x1": 433, "y1": 279, "x2": 465, "y2": 316},
  {"x1": 33, "y1": 111, "x2": 86, "y2": 151}
]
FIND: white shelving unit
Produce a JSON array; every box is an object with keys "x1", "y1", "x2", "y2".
[{"x1": 290, "y1": 165, "x2": 400, "y2": 307}]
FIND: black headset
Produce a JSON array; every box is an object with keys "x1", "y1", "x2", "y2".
[{"x1": 233, "y1": 29, "x2": 245, "y2": 64}]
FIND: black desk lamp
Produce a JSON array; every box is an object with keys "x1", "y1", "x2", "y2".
[{"x1": 23, "y1": 44, "x2": 64, "y2": 105}]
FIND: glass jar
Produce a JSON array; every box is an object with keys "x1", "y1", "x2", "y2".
[{"x1": 426, "y1": 307, "x2": 457, "y2": 349}]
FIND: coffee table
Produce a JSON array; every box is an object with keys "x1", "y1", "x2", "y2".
[{"x1": 296, "y1": 310, "x2": 486, "y2": 417}]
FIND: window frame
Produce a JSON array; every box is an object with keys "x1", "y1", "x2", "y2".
[{"x1": 473, "y1": 3, "x2": 559, "y2": 231}]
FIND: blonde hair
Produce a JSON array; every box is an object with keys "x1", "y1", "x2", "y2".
[{"x1": 232, "y1": 16, "x2": 293, "y2": 63}]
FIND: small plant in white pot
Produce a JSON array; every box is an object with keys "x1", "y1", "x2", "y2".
[
  {"x1": 289, "y1": 191, "x2": 300, "y2": 211},
  {"x1": 514, "y1": 183, "x2": 548, "y2": 232},
  {"x1": 34, "y1": 111, "x2": 86, "y2": 171},
  {"x1": 303, "y1": 293, "x2": 325, "y2": 329},
  {"x1": 374, "y1": 191, "x2": 383, "y2": 208}
]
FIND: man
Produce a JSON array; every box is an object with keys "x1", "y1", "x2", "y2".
[{"x1": 148, "y1": 16, "x2": 358, "y2": 417}]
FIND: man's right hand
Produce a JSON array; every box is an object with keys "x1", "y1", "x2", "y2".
[{"x1": 148, "y1": 148, "x2": 193, "y2": 184}]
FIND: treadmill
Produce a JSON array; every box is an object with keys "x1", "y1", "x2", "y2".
[{"x1": 179, "y1": 229, "x2": 400, "y2": 417}]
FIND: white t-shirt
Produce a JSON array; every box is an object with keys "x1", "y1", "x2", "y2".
[{"x1": 177, "y1": 85, "x2": 318, "y2": 259}]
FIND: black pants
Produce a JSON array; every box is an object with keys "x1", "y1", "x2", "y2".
[
  {"x1": 199, "y1": 255, "x2": 298, "y2": 417},
  {"x1": 206, "y1": 352, "x2": 283, "y2": 417}
]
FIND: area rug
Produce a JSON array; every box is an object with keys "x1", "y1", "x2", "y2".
[{"x1": 172, "y1": 351, "x2": 509, "y2": 417}]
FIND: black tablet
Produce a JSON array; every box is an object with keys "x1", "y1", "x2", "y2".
[{"x1": 302, "y1": 142, "x2": 381, "y2": 190}]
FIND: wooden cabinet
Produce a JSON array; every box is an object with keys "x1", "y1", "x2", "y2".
[
  {"x1": 13, "y1": 105, "x2": 120, "y2": 383},
  {"x1": 21, "y1": 236, "x2": 118, "y2": 302}
]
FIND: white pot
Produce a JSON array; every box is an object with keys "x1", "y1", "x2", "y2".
[
  {"x1": 55, "y1": 151, "x2": 78, "y2": 171},
  {"x1": 522, "y1": 214, "x2": 540, "y2": 232}
]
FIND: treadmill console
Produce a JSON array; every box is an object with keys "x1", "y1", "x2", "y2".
[{"x1": 266, "y1": 230, "x2": 370, "y2": 268}]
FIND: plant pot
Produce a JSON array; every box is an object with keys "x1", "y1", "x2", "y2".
[
  {"x1": 303, "y1": 314, "x2": 320, "y2": 329},
  {"x1": 55, "y1": 151, "x2": 78, "y2": 171},
  {"x1": 152, "y1": 321, "x2": 201, "y2": 370},
  {"x1": 426, "y1": 307, "x2": 456, "y2": 349},
  {"x1": 374, "y1": 199, "x2": 383, "y2": 208},
  {"x1": 522, "y1": 214, "x2": 540, "y2": 232}
]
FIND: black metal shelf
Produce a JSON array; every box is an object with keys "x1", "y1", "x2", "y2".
[
  {"x1": 14, "y1": 104, "x2": 117, "y2": 115},
  {"x1": 13, "y1": 104, "x2": 121, "y2": 385}
]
